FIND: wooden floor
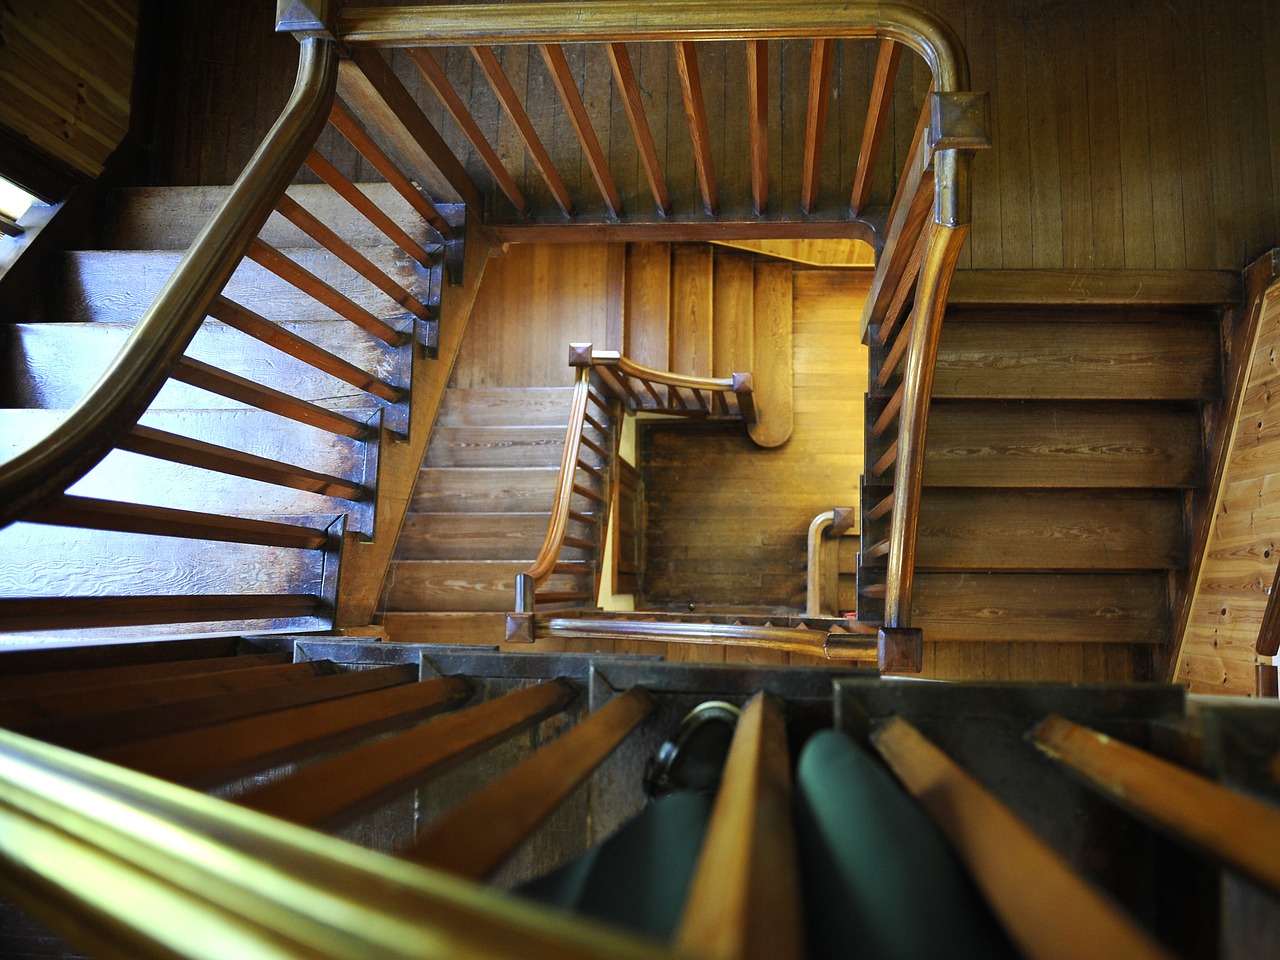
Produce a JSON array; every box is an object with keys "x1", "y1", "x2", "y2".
[
  {"x1": 142, "y1": 0, "x2": 1280, "y2": 273},
  {"x1": 640, "y1": 270, "x2": 868, "y2": 618}
]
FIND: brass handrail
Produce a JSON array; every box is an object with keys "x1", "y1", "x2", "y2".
[{"x1": 0, "y1": 37, "x2": 339, "y2": 529}]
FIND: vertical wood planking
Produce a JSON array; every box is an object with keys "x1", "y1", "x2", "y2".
[
  {"x1": 1021, "y1": 0, "x2": 1063, "y2": 268},
  {"x1": 1143, "y1": 6, "x2": 1185, "y2": 269},
  {"x1": 670, "y1": 245, "x2": 715, "y2": 377},
  {"x1": 712, "y1": 251, "x2": 755, "y2": 378},
  {"x1": 1113, "y1": 4, "x2": 1155, "y2": 269},
  {"x1": 746, "y1": 40, "x2": 769, "y2": 214},
  {"x1": 1084, "y1": 2, "x2": 1124, "y2": 269},
  {"x1": 624, "y1": 243, "x2": 672, "y2": 371},
  {"x1": 992, "y1": 1, "x2": 1032, "y2": 268},
  {"x1": 1170, "y1": 1, "x2": 1216, "y2": 267}
]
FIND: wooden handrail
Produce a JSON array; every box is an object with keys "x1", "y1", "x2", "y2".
[
  {"x1": 520, "y1": 364, "x2": 596, "y2": 605},
  {"x1": 591, "y1": 350, "x2": 757, "y2": 423},
  {"x1": 0, "y1": 37, "x2": 340, "y2": 529}
]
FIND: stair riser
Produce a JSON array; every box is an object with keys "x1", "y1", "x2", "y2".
[
  {"x1": 423, "y1": 426, "x2": 598, "y2": 469},
  {"x1": 57, "y1": 249, "x2": 425, "y2": 325},
  {"x1": 0, "y1": 523, "x2": 325, "y2": 599},
  {"x1": 3, "y1": 321, "x2": 405, "y2": 412},
  {"x1": 384, "y1": 563, "x2": 594, "y2": 612},
  {"x1": 394, "y1": 513, "x2": 595, "y2": 561}
]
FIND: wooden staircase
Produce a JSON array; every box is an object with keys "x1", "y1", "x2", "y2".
[
  {"x1": 0, "y1": 184, "x2": 441, "y2": 642},
  {"x1": 380, "y1": 385, "x2": 605, "y2": 641},
  {"x1": 860, "y1": 300, "x2": 1220, "y2": 679}
]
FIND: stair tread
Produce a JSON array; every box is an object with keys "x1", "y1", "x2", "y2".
[
  {"x1": 0, "y1": 521, "x2": 326, "y2": 599},
  {"x1": 104, "y1": 184, "x2": 439, "y2": 252},
  {"x1": 423, "y1": 425, "x2": 577, "y2": 468},
  {"x1": 436, "y1": 387, "x2": 575, "y2": 427},
  {"x1": 409, "y1": 466, "x2": 562, "y2": 513},
  {"x1": 0, "y1": 409, "x2": 370, "y2": 518},
  {"x1": 56, "y1": 248, "x2": 424, "y2": 325},
  {"x1": 933, "y1": 316, "x2": 1220, "y2": 400},
  {"x1": 2, "y1": 320, "x2": 405, "y2": 410},
  {"x1": 395, "y1": 512, "x2": 596, "y2": 561},
  {"x1": 385, "y1": 559, "x2": 593, "y2": 613},
  {"x1": 922, "y1": 400, "x2": 1203, "y2": 488},
  {"x1": 911, "y1": 571, "x2": 1170, "y2": 645}
]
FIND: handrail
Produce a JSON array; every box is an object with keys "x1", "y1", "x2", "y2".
[
  {"x1": 518, "y1": 363, "x2": 596, "y2": 607},
  {"x1": 0, "y1": 37, "x2": 340, "y2": 529},
  {"x1": 514, "y1": 343, "x2": 762, "y2": 624},
  {"x1": 339, "y1": 0, "x2": 974, "y2": 228},
  {"x1": 590, "y1": 348, "x2": 756, "y2": 422}
]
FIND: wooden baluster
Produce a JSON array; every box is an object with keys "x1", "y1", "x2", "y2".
[
  {"x1": 876, "y1": 222, "x2": 931, "y2": 346},
  {"x1": 873, "y1": 716, "x2": 1175, "y2": 960},
  {"x1": 861, "y1": 89, "x2": 936, "y2": 335},
  {"x1": 883, "y1": 222, "x2": 967, "y2": 629},
  {"x1": 472, "y1": 45, "x2": 575, "y2": 217},
  {"x1": 636, "y1": 375, "x2": 664, "y2": 408},
  {"x1": 1033, "y1": 715, "x2": 1280, "y2": 896},
  {"x1": 579, "y1": 434, "x2": 610, "y2": 459},
  {"x1": 119, "y1": 425, "x2": 369, "y2": 501},
  {"x1": 873, "y1": 382, "x2": 905, "y2": 437},
  {"x1": 676, "y1": 693, "x2": 802, "y2": 960},
  {"x1": 850, "y1": 39, "x2": 903, "y2": 215},
  {"x1": 235, "y1": 679, "x2": 577, "y2": 829},
  {"x1": 675, "y1": 41, "x2": 718, "y2": 215},
  {"x1": 24, "y1": 495, "x2": 328, "y2": 550},
  {"x1": 208, "y1": 295, "x2": 405, "y2": 403},
  {"x1": 872, "y1": 440, "x2": 898, "y2": 479},
  {"x1": 303, "y1": 150, "x2": 435, "y2": 267},
  {"x1": 868, "y1": 491, "x2": 894, "y2": 522},
  {"x1": 607, "y1": 42, "x2": 672, "y2": 215},
  {"x1": 246, "y1": 238, "x2": 405, "y2": 346},
  {"x1": 541, "y1": 43, "x2": 622, "y2": 218},
  {"x1": 594, "y1": 364, "x2": 642, "y2": 410},
  {"x1": 402, "y1": 688, "x2": 654, "y2": 878},
  {"x1": 878, "y1": 308, "x2": 916, "y2": 388},
  {"x1": 409, "y1": 48, "x2": 529, "y2": 215},
  {"x1": 104, "y1": 676, "x2": 472, "y2": 789},
  {"x1": 32, "y1": 665, "x2": 420, "y2": 754},
  {"x1": 274, "y1": 193, "x2": 430, "y2": 318},
  {"x1": 337, "y1": 49, "x2": 478, "y2": 216},
  {"x1": 746, "y1": 39, "x2": 768, "y2": 214},
  {"x1": 171, "y1": 357, "x2": 373, "y2": 439},
  {"x1": 801, "y1": 38, "x2": 835, "y2": 213}
]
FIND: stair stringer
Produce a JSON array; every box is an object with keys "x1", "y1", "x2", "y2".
[{"x1": 334, "y1": 212, "x2": 498, "y2": 627}]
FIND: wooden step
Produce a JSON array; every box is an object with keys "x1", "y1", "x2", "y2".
[
  {"x1": 423, "y1": 425, "x2": 575, "y2": 468},
  {"x1": 103, "y1": 184, "x2": 439, "y2": 252},
  {"x1": 909, "y1": 489, "x2": 1187, "y2": 571},
  {"x1": 408, "y1": 467, "x2": 564, "y2": 513},
  {"x1": 2, "y1": 320, "x2": 405, "y2": 411},
  {"x1": 923, "y1": 401, "x2": 1203, "y2": 488},
  {"x1": 55, "y1": 248, "x2": 423, "y2": 326},
  {"x1": 910, "y1": 572, "x2": 1170, "y2": 644},
  {"x1": 933, "y1": 314, "x2": 1220, "y2": 401},
  {"x1": 394, "y1": 512, "x2": 595, "y2": 561},
  {"x1": 378, "y1": 611, "x2": 510, "y2": 645},
  {"x1": 383, "y1": 560, "x2": 595, "y2": 612},
  {"x1": 0, "y1": 521, "x2": 326, "y2": 600},
  {"x1": 0, "y1": 409, "x2": 372, "y2": 521},
  {"x1": 435, "y1": 387, "x2": 574, "y2": 428}
]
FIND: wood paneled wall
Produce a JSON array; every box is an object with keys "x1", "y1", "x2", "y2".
[
  {"x1": 157, "y1": 0, "x2": 1278, "y2": 269},
  {"x1": 1177, "y1": 279, "x2": 1280, "y2": 694},
  {"x1": 0, "y1": 0, "x2": 138, "y2": 193}
]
